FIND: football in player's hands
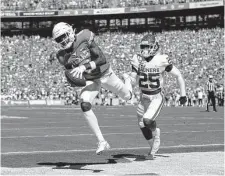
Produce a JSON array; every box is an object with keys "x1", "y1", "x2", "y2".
[
  {"x1": 65, "y1": 56, "x2": 81, "y2": 69},
  {"x1": 65, "y1": 68, "x2": 86, "y2": 87}
]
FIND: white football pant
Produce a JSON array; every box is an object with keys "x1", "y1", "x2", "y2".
[
  {"x1": 80, "y1": 66, "x2": 131, "y2": 103},
  {"x1": 137, "y1": 92, "x2": 164, "y2": 128}
]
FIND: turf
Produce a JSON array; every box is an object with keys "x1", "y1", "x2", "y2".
[{"x1": 1, "y1": 105, "x2": 224, "y2": 175}]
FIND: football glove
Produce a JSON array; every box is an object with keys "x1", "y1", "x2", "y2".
[
  {"x1": 179, "y1": 96, "x2": 187, "y2": 105},
  {"x1": 70, "y1": 65, "x2": 86, "y2": 79}
]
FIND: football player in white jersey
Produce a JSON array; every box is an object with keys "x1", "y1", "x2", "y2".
[{"x1": 124, "y1": 34, "x2": 187, "y2": 159}]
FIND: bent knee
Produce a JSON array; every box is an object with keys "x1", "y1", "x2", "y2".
[
  {"x1": 143, "y1": 118, "x2": 157, "y2": 130},
  {"x1": 80, "y1": 102, "x2": 92, "y2": 112}
]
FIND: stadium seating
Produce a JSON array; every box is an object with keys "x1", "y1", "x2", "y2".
[
  {"x1": 1, "y1": 28, "x2": 224, "y2": 102},
  {"x1": 1, "y1": 0, "x2": 217, "y2": 11}
]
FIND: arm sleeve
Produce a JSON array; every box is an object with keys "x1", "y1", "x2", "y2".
[
  {"x1": 130, "y1": 54, "x2": 139, "y2": 73},
  {"x1": 56, "y1": 50, "x2": 66, "y2": 65}
]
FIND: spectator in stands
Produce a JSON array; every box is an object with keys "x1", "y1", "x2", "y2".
[{"x1": 2, "y1": 0, "x2": 219, "y2": 11}]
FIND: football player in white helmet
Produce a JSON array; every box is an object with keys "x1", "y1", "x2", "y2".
[
  {"x1": 124, "y1": 33, "x2": 187, "y2": 159},
  {"x1": 52, "y1": 22, "x2": 76, "y2": 50},
  {"x1": 51, "y1": 22, "x2": 133, "y2": 155}
]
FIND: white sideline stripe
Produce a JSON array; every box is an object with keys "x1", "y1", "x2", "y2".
[
  {"x1": 1, "y1": 144, "x2": 224, "y2": 155},
  {"x1": 1, "y1": 130, "x2": 224, "y2": 139},
  {"x1": 1, "y1": 123, "x2": 223, "y2": 131}
]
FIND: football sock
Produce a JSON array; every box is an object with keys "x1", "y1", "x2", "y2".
[{"x1": 83, "y1": 109, "x2": 105, "y2": 142}]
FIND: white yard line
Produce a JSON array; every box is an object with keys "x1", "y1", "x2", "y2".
[
  {"x1": 1, "y1": 114, "x2": 223, "y2": 119},
  {"x1": 1, "y1": 144, "x2": 224, "y2": 155},
  {"x1": 1, "y1": 130, "x2": 224, "y2": 139},
  {"x1": 1, "y1": 117, "x2": 223, "y2": 124},
  {"x1": 1, "y1": 122, "x2": 223, "y2": 131}
]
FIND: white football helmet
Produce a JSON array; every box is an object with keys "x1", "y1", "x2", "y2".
[
  {"x1": 52, "y1": 22, "x2": 75, "y2": 49},
  {"x1": 140, "y1": 34, "x2": 159, "y2": 59}
]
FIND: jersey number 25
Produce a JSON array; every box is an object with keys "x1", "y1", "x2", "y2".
[{"x1": 139, "y1": 72, "x2": 160, "y2": 89}]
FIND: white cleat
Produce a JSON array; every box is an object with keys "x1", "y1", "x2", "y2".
[
  {"x1": 96, "y1": 141, "x2": 110, "y2": 155},
  {"x1": 148, "y1": 128, "x2": 160, "y2": 159}
]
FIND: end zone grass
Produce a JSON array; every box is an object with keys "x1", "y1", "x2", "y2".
[
  {"x1": 1, "y1": 106, "x2": 224, "y2": 175},
  {"x1": 1, "y1": 152, "x2": 224, "y2": 175}
]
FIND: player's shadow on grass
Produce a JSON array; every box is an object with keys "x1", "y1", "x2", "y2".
[
  {"x1": 37, "y1": 159, "x2": 117, "y2": 173},
  {"x1": 112, "y1": 153, "x2": 170, "y2": 161},
  {"x1": 37, "y1": 154, "x2": 170, "y2": 173},
  {"x1": 112, "y1": 153, "x2": 147, "y2": 161}
]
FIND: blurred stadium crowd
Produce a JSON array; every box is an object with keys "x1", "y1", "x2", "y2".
[
  {"x1": 1, "y1": 0, "x2": 217, "y2": 11},
  {"x1": 1, "y1": 28, "x2": 224, "y2": 106}
]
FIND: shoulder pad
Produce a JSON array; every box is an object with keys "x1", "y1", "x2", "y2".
[
  {"x1": 77, "y1": 29, "x2": 95, "y2": 46},
  {"x1": 155, "y1": 54, "x2": 168, "y2": 60},
  {"x1": 157, "y1": 54, "x2": 172, "y2": 65}
]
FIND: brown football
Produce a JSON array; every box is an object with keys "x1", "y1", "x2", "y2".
[{"x1": 65, "y1": 69, "x2": 86, "y2": 87}]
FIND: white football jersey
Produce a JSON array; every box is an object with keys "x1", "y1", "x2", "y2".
[{"x1": 131, "y1": 53, "x2": 172, "y2": 94}]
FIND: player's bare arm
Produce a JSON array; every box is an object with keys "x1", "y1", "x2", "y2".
[
  {"x1": 123, "y1": 54, "x2": 139, "y2": 93},
  {"x1": 70, "y1": 32, "x2": 107, "y2": 79},
  {"x1": 123, "y1": 71, "x2": 137, "y2": 94},
  {"x1": 56, "y1": 50, "x2": 67, "y2": 65},
  {"x1": 82, "y1": 40, "x2": 107, "y2": 70}
]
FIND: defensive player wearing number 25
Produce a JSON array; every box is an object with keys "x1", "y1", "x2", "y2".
[{"x1": 124, "y1": 34, "x2": 187, "y2": 159}]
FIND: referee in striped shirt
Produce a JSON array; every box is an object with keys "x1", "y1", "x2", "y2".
[{"x1": 206, "y1": 75, "x2": 217, "y2": 112}]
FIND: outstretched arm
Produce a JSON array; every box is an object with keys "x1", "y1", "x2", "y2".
[{"x1": 123, "y1": 71, "x2": 138, "y2": 93}]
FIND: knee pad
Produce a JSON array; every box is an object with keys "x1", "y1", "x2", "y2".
[
  {"x1": 140, "y1": 127, "x2": 152, "y2": 140},
  {"x1": 80, "y1": 102, "x2": 92, "y2": 112},
  {"x1": 143, "y1": 118, "x2": 157, "y2": 131}
]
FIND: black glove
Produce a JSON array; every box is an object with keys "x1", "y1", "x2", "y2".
[{"x1": 179, "y1": 96, "x2": 187, "y2": 105}]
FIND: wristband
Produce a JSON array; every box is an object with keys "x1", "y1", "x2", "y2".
[{"x1": 89, "y1": 61, "x2": 96, "y2": 70}]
